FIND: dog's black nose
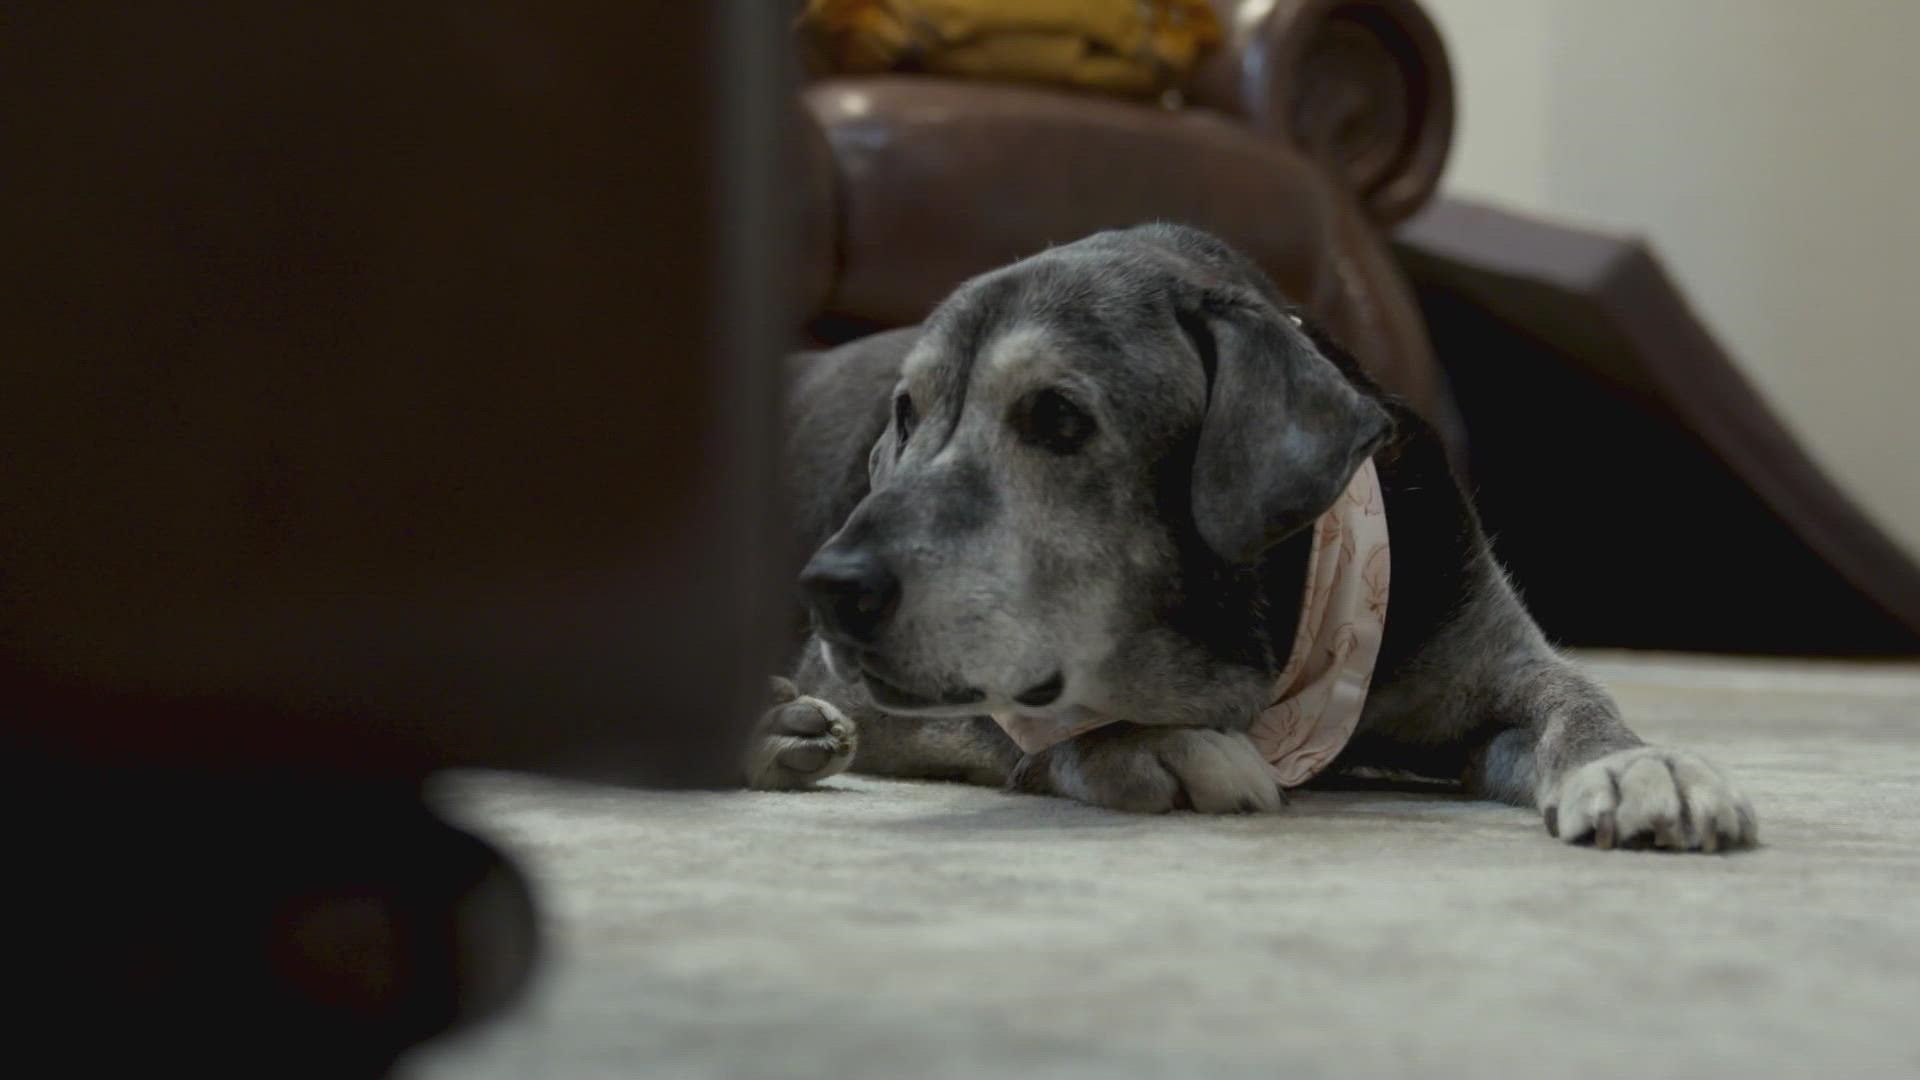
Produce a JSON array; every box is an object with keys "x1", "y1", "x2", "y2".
[{"x1": 799, "y1": 549, "x2": 900, "y2": 643}]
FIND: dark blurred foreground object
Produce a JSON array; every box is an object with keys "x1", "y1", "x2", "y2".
[
  {"x1": 1397, "y1": 198, "x2": 1920, "y2": 654},
  {"x1": 1, "y1": 0, "x2": 792, "y2": 1072},
  {"x1": 793, "y1": 0, "x2": 1471, "y2": 463}
]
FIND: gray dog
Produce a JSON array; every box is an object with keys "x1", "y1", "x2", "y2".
[{"x1": 750, "y1": 223, "x2": 1756, "y2": 852}]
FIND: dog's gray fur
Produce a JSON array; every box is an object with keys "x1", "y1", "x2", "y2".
[{"x1": 751, "y1": 224, "x2": 1756, "y2": 851}]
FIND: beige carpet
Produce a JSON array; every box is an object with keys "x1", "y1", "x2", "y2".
[{"x1": 408, "y1": 653, "x2": 1920, "y2": 1079}]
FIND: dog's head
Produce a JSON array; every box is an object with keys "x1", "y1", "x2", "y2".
[{"x1": 800, "y1": 225, "x2": 1391, "y2": 728}]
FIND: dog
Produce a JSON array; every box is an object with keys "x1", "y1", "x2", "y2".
[{"x1": 749, "y1": 223, "x2": 1756, "y2": 852}]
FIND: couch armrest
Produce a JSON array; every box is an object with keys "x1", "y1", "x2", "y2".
[{"x1": 1188, "y1": 0, "x2": 1453, "y2": 226}]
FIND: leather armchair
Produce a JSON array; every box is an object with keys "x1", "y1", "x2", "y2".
[{"x1": 795, "y1": 0, "x2": 1466, "y2": 456}]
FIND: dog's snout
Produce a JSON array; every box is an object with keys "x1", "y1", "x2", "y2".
[{"x1": 799, "y1": 549, "x2": 900, "y2": 642}]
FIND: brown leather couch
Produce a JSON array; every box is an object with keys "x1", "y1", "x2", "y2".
[{"x1": 795, "y1": 0, "x2": 1467, "y2": 459}]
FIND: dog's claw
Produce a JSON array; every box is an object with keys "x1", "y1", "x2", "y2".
[
  {"x1": 1652, "y1": 816, "x2": 1683, "y2": 850},
  {"x1": 1594, "y1": 810, "x2": 1617, "y2": 850}
]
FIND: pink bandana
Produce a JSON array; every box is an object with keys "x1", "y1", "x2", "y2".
[{"x1": 993, "y1": 458, "x2": 1390, "y2": 788}]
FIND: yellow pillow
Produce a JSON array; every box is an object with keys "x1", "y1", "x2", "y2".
[{"x1": 800, "y1": 0, "x2": 1222, "y2": 97}]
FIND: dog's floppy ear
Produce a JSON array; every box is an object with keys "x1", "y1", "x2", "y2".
[{"x1": 1182, "y1": 294, "x2": 1392, "y2": 565}]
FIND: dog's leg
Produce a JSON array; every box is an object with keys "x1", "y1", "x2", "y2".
[
  {"x1": 849, "y1": 711, "x2": 1023, "y2": 787},
  {"x1": 1010, "y1": 724, "x2": 1285, "y2": 814},
  {"x1": 745, "y1": 639, "x2": 1022, "y2": 790},
  {"x1": 1469, "y1": 656, "x2": 1758, "y2": 851},
  {"x1": 1432, "y1": 570, "x2": 1759, "y2": 851},
  {"x1": 745, "y1": 674, "x2": 858, "y2": 790}
]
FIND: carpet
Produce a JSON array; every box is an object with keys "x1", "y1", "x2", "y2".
[{"x1": 407, "y1": 653, "x2": 1920, "y2": 1079}]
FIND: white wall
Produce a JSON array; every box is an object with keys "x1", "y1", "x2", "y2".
[{"x1": 1424, "y1": 0, "x2": 1920, "y2": 560}]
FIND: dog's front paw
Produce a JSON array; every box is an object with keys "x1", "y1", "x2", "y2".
[
  {"x1": 1545, "y1": 747, "x2": 1757, "y2": 852},
  {"x1": 1011, "y1": 726, "x2": 1283, "y2": 814},
  {"x1": 746, "y1": 679, "x2": 856, "y2": 789}
]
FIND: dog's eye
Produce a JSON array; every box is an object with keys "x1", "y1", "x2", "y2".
[
  {"x1": 1015, "y1": 388, "x2": 1096, "y2": 455},
  {"x1": 893, "y1": 393, "x2": 917, "y2": 443}
]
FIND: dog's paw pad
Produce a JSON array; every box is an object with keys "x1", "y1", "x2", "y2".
[
  {"x1": 1544, "y1": 747, "x2": 1756, "y2": 853},
  {"x1": 746, "y1": 696, "x2": 855, "y2": 789},
  {"x1": 767, "y1": 699, "x2": 833, "y2": 738}
]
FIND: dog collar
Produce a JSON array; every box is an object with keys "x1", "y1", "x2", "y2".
[{"x1": 993, "y1": 457, "x2": 1390, "y2": 788}]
